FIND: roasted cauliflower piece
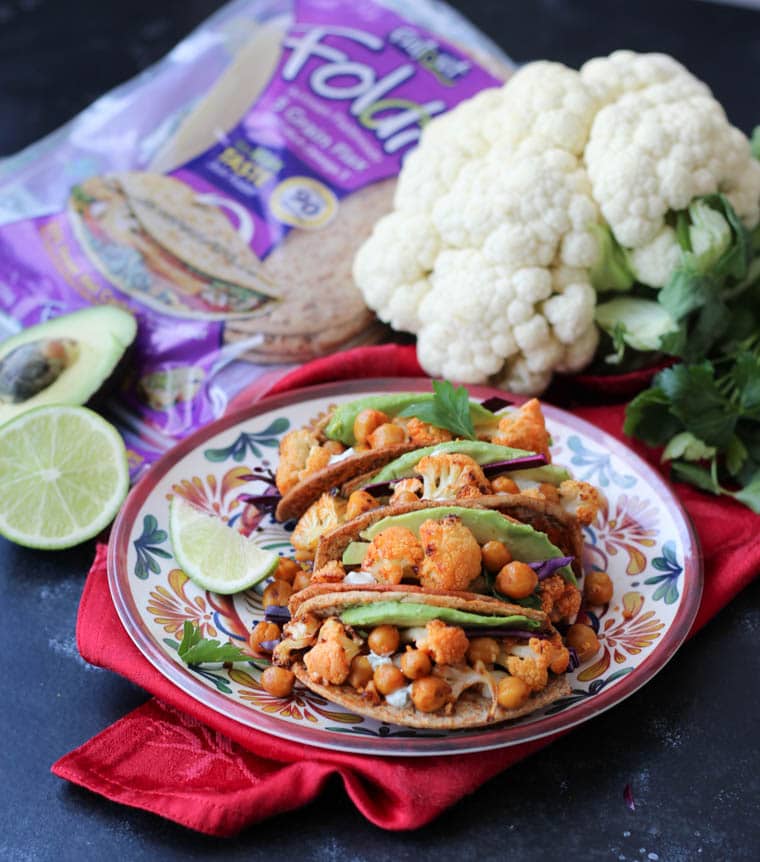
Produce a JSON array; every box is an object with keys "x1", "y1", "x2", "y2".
[
  {"x1": 362, "y1": 525, "x2": 424, "y2": 584},
  {"x1": 291, "y1": 493, "x2": 347, "y2": 560},
  {"x1": 492, "y1": 398, "x2": 551, "y2": 462},
  {"x1": 275, "y1": 429, "x2": 325, "y2": 494},
  {"x1": 416, "y1": 452, "x2": 492, "y2": 501},
  {"x1": 405, "y1": 417, "x2": 453, "y2": 446},
  {"x1": 419, "y1": 620, "x2": 469, "y2": 665},
  {"x1": 558, "y1": 480, "x2": 605, "y2": 525},
  {"x1": 503, "y1": 637, "x2": 554, "y2": 691},
  {"x1": 303, "y1": 617, "x2": 361, "y2": 685},
  {"x1": 273, "y1": 613, "x2": 321, "y2": 666},
  {"x1": 539, "y1": 573, "x2": 582, "y2": 624},
  {"x1": 311, "y1": 560, "x2": 347, "y2": 584},
  {"x1": 418, "y1": 515, "x2": 482, "y2": 591},
  {"x1": 388, "y1": 477, "x2": 423, "y2": 505}
]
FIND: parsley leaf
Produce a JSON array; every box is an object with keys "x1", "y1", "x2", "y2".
[
  {"x1": 398, "y1": 379, "x2": 476, "y2": 439},
  {"x1": 177, "y1": 621, "x2": 251, "y2": 665}
]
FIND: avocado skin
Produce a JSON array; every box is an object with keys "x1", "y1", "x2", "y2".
[
  {"x1": 0, "y1": 306, "x2": 137, "y2": 424},
  {"x1": 340, "y1": 600, "x2": 540, "y2": 630},
  {"x1": 361, "y1": 505, "x2": 576, "y2": 585},
  {"x1": 371, "y1": 440, "x2": 531, "y2": 483},
  {"x1": 324, "y1": 394, "x2": 497, "y2": 446}
]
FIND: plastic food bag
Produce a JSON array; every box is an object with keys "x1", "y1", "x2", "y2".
[{"x1": 0, "y1": 0, "x2": 511, "y2": 477}]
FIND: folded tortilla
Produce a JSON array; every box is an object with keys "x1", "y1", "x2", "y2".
[{"x1": 277, "y1": 585, "x2": 570, "y2": 730}]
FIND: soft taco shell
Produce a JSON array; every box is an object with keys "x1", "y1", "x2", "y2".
[
  {"x1": 313, "y1": 494, "x2": 584, "y2": 578},
  {"x1": 287, "y1": 586, "x2": 570, "y2": 729}
]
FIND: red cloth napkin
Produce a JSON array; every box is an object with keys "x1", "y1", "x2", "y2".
[{"x1": 52, "y1": 344, "x2": 760, "y2": 836}]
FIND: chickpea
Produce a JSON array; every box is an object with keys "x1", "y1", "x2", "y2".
[
  {"x1": 262, "y1": 579, "x2": 293, "y2": 608},
  {"x1": 491, "y1": 475, "x2": 519, "y2": 494},
  {"x1": 323, "y1": 440, "x2": 345, "y2": 456},
  {"x1": 273, "y1": 557, "x2": 301, "y2": 584},
  {"x1": 566, "y1": 623, "x2": 600, "y2": 663},
  {"x1": 248, "y1": 621, "x2": 281, "y2": 655},
  {"x1": 400, "y1": 649, "x2": 432, "y2": 680},
  {"x1": 410, "y1": 676, "x2": 450, "y2": 712},
  {"x1": 292, "y1": 571, "x2": 312, "y2": 592},
  {"x1": 368, "y1": 625, "x2": 400, "y2": 656},
  {"x1": 391, "y1": 490, "x2": 419, "y2": 506},
  {"x1": 497, "y1": 676, "x2": 531, "y2": 709},
  {"x1": 346, "y1": 489, "x2": 379, "y2": 521},
  {"x1": 353, "y1": 408, "x2": 390, "y2": 445},
  {"x1": 260, "y1": 666, "x2": 295, "y2": 697},
  {"x1": 467, "y1": 637, "x2": 500, "y2": 666},
  {"x1": 367, "y1": 422, "x2": 407, "y2": 449},
  {"x1": 481, "y1": 540, "x2": 512, "y2": 573},
  {"x1": 348, "y1": 655, "x2": 374, "y2": 690},
  {"x1": 495, "y1": 561, "x2": 538, "y2": 599},
  {"x1": 374, "y1": 663, "x2": 406, "y2": 696},
  {"x1": 584, "y1": 570, "x2": 614, "y2": 605}
]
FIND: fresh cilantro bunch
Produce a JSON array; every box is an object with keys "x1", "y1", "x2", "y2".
[{"x1": 398, "y1": 379, "x2": 477, "y2": 438}]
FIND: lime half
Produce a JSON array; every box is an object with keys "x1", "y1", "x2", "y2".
[
  {"x1": 169, "y1": 496, "x2": 278, "y2": 594},
  {"x1": 0, "y1": 404, "x2": 129, "y2": 549}
]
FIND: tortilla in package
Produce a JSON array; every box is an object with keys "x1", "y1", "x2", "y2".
[{"x1": 0, "y1": 0, "x2": 511, "y2": 477}]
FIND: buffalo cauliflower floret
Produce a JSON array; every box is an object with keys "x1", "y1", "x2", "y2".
[
  {"x1": 504, "y1": 637, "x2": 554, "y2": 691},
  {"x1": 291, "y1": 493, "x2": 347, "y2": 560},
  {"x1": 362, "y1": 526, "x2": 424, "y2": 584},
  {"x1": 418, "y1": 515, "x2": 482, "y2": 591},
  {"x1": 492, "y1": 398, "x2": 551, "y2": 461},
  {"x1": 405, "y1": 416, "x2": 453, "y2": 446},
  {"x1": 539, "y1": 574, "x2": 582, "y2": 624},
  {"x1": 310, "y1": 560, "x2": 347, "y2": 585},
  {"x1": 559, "y1": 480, "x2": 605, "y2": 525},
  {"x1": 416, "y1": 452, "x2": 491, "y2": 501},
  {"x1": 275, "y1": 429, "x2": 323, "y2": 494},
  {"x1": 388, "y1": 477, "x2": 423, "y2": 505},
  {"x1": 418, "y1": 619, "x2": 470, "y2": 665},
  {"x1": 303, "y1": 618, "x2": 361, "y2": 685},
  {"x1": 273, "y1": 613, "x2": 321, "y2": 666}
]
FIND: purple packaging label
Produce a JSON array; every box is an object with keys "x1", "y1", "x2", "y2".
[{"x1": 0, "y1": 0, "x2": 501, "y2": 478}]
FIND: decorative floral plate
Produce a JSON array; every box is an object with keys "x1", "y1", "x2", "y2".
[{"x1": 108, "y1": 379, "x2": 702, "y2": 756}]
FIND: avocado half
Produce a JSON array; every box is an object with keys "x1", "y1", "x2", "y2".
[{"x1": 0, "y1": 306, "x2": 137, "y2": 425}]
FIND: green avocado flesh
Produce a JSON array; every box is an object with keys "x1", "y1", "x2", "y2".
[
  {"x1": 370, "y1": 440, "x2": 531, "y2": 483},
  {"x1": 0, "y1": 306, "x2": 137, "y2": 425},
  {"x1": 360, "y1": 506, "x2": 576, "y2": 585},
  {"x1": 340, "y1": 600, "x2": 540, "y2": 630},
  {"x1": 343, "y1": 541, "x2": 370, "y2": 565},
  {"x1": 507, "y1": 465, "x2": 572, "y2": 485},
  {"x1": 324, "y1": 394, "x2": 497, "y2": 445}
]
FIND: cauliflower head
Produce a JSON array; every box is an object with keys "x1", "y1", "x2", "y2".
[
  {"x1": 418, "y1": 515, "x2": 483, "y2": 591},
  {"x1": 354, "y1": 51, "x2": 760, "y2": 391}
]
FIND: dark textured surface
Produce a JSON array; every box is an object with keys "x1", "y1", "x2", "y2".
[{"x1": 2, "y1": 1, "x2": 760, "y2": 859}]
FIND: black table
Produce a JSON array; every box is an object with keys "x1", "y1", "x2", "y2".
[{"x1": 2, "y1": 1, "x2": 760, "y2": 859}]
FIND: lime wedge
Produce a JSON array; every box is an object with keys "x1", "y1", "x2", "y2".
[
  {"x1": 0, "y1": 404, "x2": 129, "y2": 549},
  {"x1": 169, "y1": 496, "x2": 278, "y2": 594}
]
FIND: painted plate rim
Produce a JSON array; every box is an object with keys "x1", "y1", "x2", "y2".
[{"x1": 108, "y1": 378, "x2": 703, "y2": 757}]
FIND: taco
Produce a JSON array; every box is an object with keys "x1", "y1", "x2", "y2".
[
  {"x1": 303, "y1": 499, "x2": 584, "y2": 626},
  {"x1": 270, "y1": 391, "x2": 536, "y2": 523},
  {"x1": 273, "y1": 585, "x2": 571, "y2": 729}
]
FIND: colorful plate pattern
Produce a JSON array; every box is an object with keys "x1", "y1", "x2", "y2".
[{"x1": 108, "y1": 379, "x2": 702, "y2": 756}]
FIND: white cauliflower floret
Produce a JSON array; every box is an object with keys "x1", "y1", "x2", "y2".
[
  {"x1": 415, "y1": 452, "x2": 491, "y2": 500},
  {"x1": 626, "y1": 225, "x2": 682, "y2": 288}
]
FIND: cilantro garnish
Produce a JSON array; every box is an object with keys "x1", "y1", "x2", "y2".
[
  {"x1": 177, "y1": 620, "x2": 251, "y2": 665},
  {"x1": 398, "y1": 379, "x2": 476, "y2": 439}
]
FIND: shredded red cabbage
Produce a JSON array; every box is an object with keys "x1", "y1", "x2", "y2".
[
  {"x1": 240, "y1": 489, "x2": 282, "y2": 515},
  {"x1": 259, "y1": 638, "x2": 281, "y2": 652},
  {"x1": 623, "y1": 783, "x2": 636, "y2": 811},
  {"x1": 528, "y1": 556, "x2": 575, "y2": 580},
  {"x1": 264, "y1": 605, "x2": 290, "y2": 623},
  {"x1": 462, "y1": 628, "x2": 550, "y2": 640},
  {"x1": 480, "y1": 396, "x2": 512, "y2": 412},
  {"x1": 567, "y1": 647, "x2": 580, "y2": 671},
  {"x1": 482, "y1": 454, "x2": 547, "y2": 477},
  {"x1": 360, "y1": 480, "x2": 396, "y2": 498}
]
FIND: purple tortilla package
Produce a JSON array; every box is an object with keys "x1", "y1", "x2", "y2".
[{"x1": 0, "y1": 0, "x2": 511, "y2": 478}]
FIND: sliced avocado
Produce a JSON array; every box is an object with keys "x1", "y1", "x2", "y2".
[
  {"x1": 340, "y1": 600, "x2": 540, "y2": 630},
  {"x1": 342, "y1": 541, "x2": 370, "y2": 566},
  {"x1": 361, "y1": 506, "x2": 576, "y2": 584},
  {"x1": 0, "y1": 306, "x2": 137, "y2": 425},
  {"x1": 370, "y1": 440, "x2": 533, "y2": 484},
  {"x1": 509, "y1": 465, "x2": 572, "y2": 486},
  {"x1": 324, "y1": 394, "x2": 497, "y2": 445}
]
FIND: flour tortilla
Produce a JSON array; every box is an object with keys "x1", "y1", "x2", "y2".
[
  {"x1": 149, "y1": 19, "x2": 288, "y2": 173},
  {"x1": 313, "y1": 494, "x2": 585, "y2": 578},
  {"x1": 286, "y1": 586, "x2": 570, "y2": 729}
]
